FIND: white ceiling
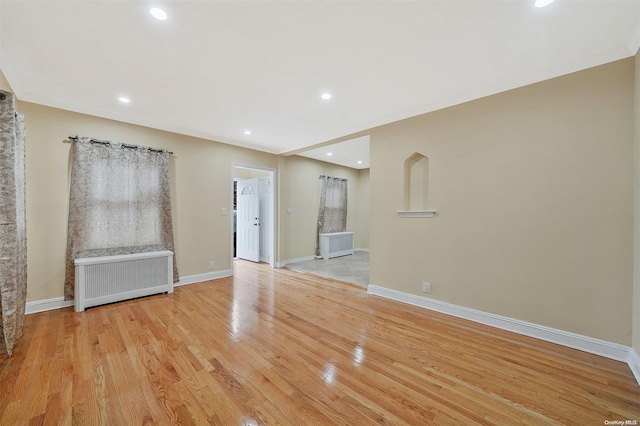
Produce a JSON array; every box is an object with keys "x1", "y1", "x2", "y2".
[
  {"x1": 298, "y1": 135, "x2": 370, "y2": 170},
  {"x1": 1, "y1": 1, "x2": 639, "y2": 164}
]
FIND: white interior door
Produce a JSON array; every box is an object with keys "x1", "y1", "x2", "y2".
[{"x1": 236, "y1": 178, "x2": 260, "y2": 262}]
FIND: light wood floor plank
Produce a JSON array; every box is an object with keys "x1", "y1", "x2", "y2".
[{"x1": 1, "y1": 260, "x2": 639, "y2": 425}]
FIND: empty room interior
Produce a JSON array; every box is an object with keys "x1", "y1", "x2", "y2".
[{"x1": 1, "y1": 1, "x2": 640, "y2": 424}]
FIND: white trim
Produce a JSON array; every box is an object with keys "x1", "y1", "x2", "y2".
[
  {"x1": 175, "y1": 270, "x2": 233, "y2": 287},
  {"x1": 26, "y1": 297, "x2": 74, "y2": 315},
  {"x1": 367, "y1": 285, "x2": 631, "y2": 363},
  {"x1": 355, "y1": 248, "x2": 370, "y2": 253},
  {"x1": 276, "y1": 255, "x2": 316, "y2": 269},
  {"x1": 397, "y1": 210, "x2": 436, "y2": 218},
  {"x1": 629, "y1": 349, "x2": 640, "y2": 385},
  {"x1": 258, "y1": 176, "x2": 272, "y2": 264}
]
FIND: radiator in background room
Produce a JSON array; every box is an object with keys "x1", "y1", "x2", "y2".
[{"x1": 319, "y1": 232, "x2": 355, "y2": 260}]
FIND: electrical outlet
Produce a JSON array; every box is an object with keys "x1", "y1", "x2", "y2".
[
  {"x1": 422, "y1": 282, "x2": 431, "y2": 293},
  {"x1": 208, "y1": 261, "x2": 214, "y2": 270}
]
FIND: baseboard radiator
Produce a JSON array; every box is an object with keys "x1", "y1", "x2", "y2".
[
  {"x1": 74, "y1": 250, "x2": 174, "y2": 312},
  {"x1": 319, "y1": 232, "x2": 355, "y2": 260}
]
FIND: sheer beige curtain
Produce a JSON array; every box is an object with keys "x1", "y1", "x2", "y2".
[
  {"x1": 316, "y1": 175, "x2": 348, "y2": 256},
  {"x1": 0, "y1": 91, "x2": 27, "y2": 356},
  {"x1": 64, "y1": 136, "x2": 178, "y2": 300}
]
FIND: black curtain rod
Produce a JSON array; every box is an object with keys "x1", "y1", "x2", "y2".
[
  {"x1": 68, "y1": 136, "x2": 173, "y2": 154},
  {"x1": 319, "y1": 175, "x2": 348, "y2": 182}
]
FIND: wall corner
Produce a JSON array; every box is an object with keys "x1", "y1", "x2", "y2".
[{"x1": 633, "y1": 47, "x2": 640, "y2": 356}]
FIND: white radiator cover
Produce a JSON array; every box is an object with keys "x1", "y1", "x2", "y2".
[
  {"x1": 74, "y1": 250, "x2": 174, "y2": 312},
  {"x1": 319, "y1": 232, "x2": 354, "y2": 260}
]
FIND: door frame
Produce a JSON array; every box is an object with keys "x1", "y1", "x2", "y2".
[{"x1": 231, "y1": 163, "x2": 276, "y2": 274}]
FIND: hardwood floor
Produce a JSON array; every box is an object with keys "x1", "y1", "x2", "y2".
[{"x1": 1, "y1": 260, "x2": 639, "y2": 425}]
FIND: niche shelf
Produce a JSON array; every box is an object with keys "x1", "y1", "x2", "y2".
[{"x1": 397, "y1": 210, "x2": 436, "y2": 218}]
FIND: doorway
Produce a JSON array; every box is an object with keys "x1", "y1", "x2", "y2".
[{"x1": 231, "y1": 164, "x2": 276, "y2": 269}]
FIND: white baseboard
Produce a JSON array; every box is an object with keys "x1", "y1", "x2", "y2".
[
  {"x1": 367, "y1": 285, "x2": 636, "y2": 381},
  {"x1": 629, "y1": 348, "x2": 640, "y2": 385},
  {"x1": 26, "y1": 297, "x2": 74, "y2": 314},
  {"x1": 276, "y1": 256, "x2": 316, "y2": 268},
  {"x1": 25, "y1": 270, "x2": 232, "y2": 314},
  {"x1": 175, "y1": 270, "x2": 232, "y2": 287}
]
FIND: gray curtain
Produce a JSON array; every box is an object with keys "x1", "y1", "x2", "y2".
[
  {"x1": 316, "y1": 175, "x2": 348, "y2": 256},
  {"x1": 0, "y1": 91, "x2": 27, "y2": 356},
  {"x1": 64, "y1": 136, "x2": 178, "y2": 300}
]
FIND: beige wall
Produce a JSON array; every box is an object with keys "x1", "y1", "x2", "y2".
[
  {"x1": 369, "y1": 58, "x2": 634, "y2": 345},
  {"x1": 356, "y1": 169, "x2": 370, "y2": 249},
  {"x1": 634, "y1": 48, "x2": 640, "y2": 354},
  {"x1": 278, "y1": 155, "x2": 363, "y2": 261},
  {"x1": 233, "y1": 167, "x2": 271, "y2": 179},
  {"x1": 18, "y1": 100, "x2": 278, "y2": 302}
]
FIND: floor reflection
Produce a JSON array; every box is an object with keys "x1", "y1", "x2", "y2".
[
  {"x1": 353, "y1": 345, "x2": 365, "y2": 366},
  {"x1": 323, "y1": 362, "x2": 336, "y2": 385},
  {"x1": 229, "y1": 261, "x2": 275, "y2": 341}
]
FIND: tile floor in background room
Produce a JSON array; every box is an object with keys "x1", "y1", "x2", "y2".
[{"x1": 285, "y1": 251, "x2": 369, "y2": 287}]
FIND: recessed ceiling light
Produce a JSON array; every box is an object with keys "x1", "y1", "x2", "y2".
[
  {"x1": 321, "y1": 93, "x2": 332, "y2": 100},
  {"x1": 244, "y1": 130, "x2": 251, "y2": 135},
  {"x1": 327, "y1": 152, "x2": 333, "y2": 156},
  {"x1": 118, "y1": 97, "x2": 131, "y2": 103},
  {"x1": 150, "y1": 7, "x2": 168, "y2": 20},
  {"x1": 534, "y1": 0, "x2": 554, "y2": 7},
  {"x1": 357, "y1": 160, "x2": 363, "y2": 164}
]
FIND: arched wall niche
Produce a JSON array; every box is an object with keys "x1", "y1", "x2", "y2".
[
  {"x1": 399, "y1": 152, "x2": 436, "y2": 218},
  {"x1": 404, "y1": 152, "x2": 429, "y2": 211}
]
